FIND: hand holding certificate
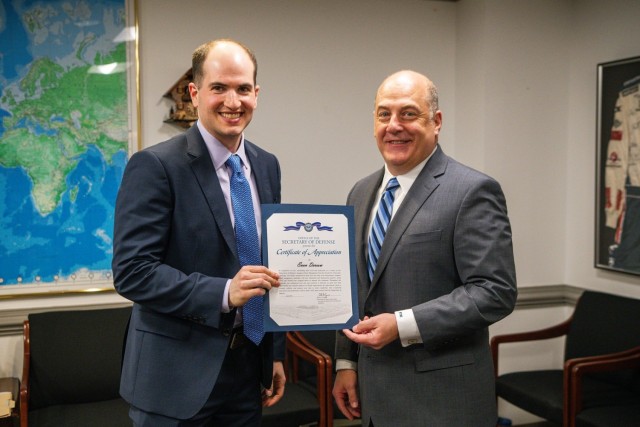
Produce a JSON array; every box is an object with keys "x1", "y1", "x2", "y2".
[{"x1": 261, "y1": 204, "x2": 358, "y2": 331}]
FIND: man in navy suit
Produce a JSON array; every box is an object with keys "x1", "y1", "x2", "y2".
[
  {"x1": 333, "y1": 70, "x2": 517, "y2": 426},
  {"x1": 112, "y1": 39, "x2": 285, "y2": 427}
]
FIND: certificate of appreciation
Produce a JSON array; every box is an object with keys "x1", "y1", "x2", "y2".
[{"x1": 261, "y1": 204, "x2": 358, "y2": 331}]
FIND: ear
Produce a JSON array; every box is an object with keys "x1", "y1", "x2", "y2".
[
  {"x1": 254, "y1": 84, "x2": 260, "y2": 108},
  {"x1": 433, "y1": 110, "x2": 443, "y2": 135},
  {"x1": 188, "y1": 82, "x2": 199, "y2": 108}
]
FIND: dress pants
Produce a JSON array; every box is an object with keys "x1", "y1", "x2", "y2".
[{"x1": 130, "y1": 337, "x2": 262, "y2": 427}]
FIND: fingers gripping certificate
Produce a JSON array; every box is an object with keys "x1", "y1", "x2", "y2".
[{"x1": 261, "y1": 204, "x2": 358, "y2": 331}]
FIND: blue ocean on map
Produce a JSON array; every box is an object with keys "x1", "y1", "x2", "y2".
[
  {"x1": 0, "y1": 149, "x2": 127, "y2": 285},
  {"x1": 0, "y1": 0, "x2": 129, "y2": 286}
]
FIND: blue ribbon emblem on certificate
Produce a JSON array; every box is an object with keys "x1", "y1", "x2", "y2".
[{"x1": 283, "y1": 221, "x2": 333, "y2": 232}]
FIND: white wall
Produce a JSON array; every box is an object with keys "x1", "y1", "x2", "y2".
[
  {"x1": 457, "y1": 0, "x2": 640, "y2": 422},
  {"x1": 565, "y1": 0, "x2": 640, "y2": 297},
  {"x1": 452, "y1": 0, "x2": 640, "y2": 297},
  {"x1": 2, "y1": 1, "x2": 640, "y2": 424},
  {"x1": 137, "y1": 0, "x2": 457, "y2": 205},
  {"x1": 456, "y1": 0, "x2": 573, "y2": 286}
]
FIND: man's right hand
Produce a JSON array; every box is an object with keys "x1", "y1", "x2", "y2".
[
  {"x1": 228, "y1": 266, "x2": 280, "y2": 307},
  {"x1": 333, "y1": 369, "x2": 361, "y2": 420}
]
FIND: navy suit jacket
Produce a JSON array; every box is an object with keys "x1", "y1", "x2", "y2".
[{"x1": 112, "y1": 125, "x2": 283, "y2": 419}]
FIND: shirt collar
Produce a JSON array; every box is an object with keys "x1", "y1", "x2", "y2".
[
  {"x1": 382, "y1": 145, "x2": 438, "y2": 191},
  {"x1": 197, "y1": 120, "x2": 249, "y2": 171}
]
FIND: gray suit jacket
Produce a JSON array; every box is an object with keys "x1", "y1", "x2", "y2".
[
  {"x1": 335, "y1": 146, "x2": 517, "y2": 427},
  {"x1": 112, "y1": 125, "x2": 283, "y2": 419}
]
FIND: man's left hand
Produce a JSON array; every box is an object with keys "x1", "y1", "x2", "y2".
[
  {"x1": 342, "y1": 313, "x2": 399, "y2": 350},
  {"x1": 262, "y1": 360, "x2": 286, "y2": 407}
]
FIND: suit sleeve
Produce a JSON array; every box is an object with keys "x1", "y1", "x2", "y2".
[
  {"x1": 413, "y1": 176, "x2": 517, "y2": 349},
  {"x1": 112, "y1": 150, "x2": 227, "y2": 328}
]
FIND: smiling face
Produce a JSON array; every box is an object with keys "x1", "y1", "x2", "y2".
[
  {"x1": 189, "y1": 41, "x2": 259, "y2": 152},
  {"x1": 374, "y1": 71, "x2": 442, "y2": 176}
]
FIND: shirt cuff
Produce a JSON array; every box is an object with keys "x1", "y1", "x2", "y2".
[
  {"x1": 335, "y1": 359, "x2": 358, "y2": 371},
  {"x1": 395, "y1": 309, "x2": 423, "y2": 347},
  {"x1": 222, "y1": 279, "x2": 232, "y2": 313}
]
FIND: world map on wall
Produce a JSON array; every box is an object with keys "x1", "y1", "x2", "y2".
[{"x1": 0, "y1": 0, "x2": 131, "y2": 288}]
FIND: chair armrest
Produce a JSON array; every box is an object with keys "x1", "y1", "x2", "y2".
[
  {"x1": 289, "y1": 331, "x2": 335, "y2": 426},
  {"x1": 286, "y1": 332, "x2": 327, "y2": 380},
  {"x1": 491, "y1": 316, "x2": 572, "y2": 377},
  {"x1": 564, "y1": 345, "x2": 640, "y2": 427},
  {"x1": 19, "y1": 320, "x2": 30, "y2": 427},
  {"x1": 289, "y1": 331, "x2": 334, "y2": 374},
  {"x1": 285, "y1": 332, "x2": 329, "y2": 427}
]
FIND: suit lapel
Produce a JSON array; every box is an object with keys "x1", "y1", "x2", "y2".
[
  {"x1": 185, "y1": 126, "x2": 237, "y2": 257},
  {"x1": 245, "y1": 140, "x2": 274, "y2": 205},
  {"x1": 369, "y1": 148, "x2": 448, "y2": 292}
]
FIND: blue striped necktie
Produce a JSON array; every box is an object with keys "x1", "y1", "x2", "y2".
[
  {"x1": 226, "y1": 154, "x2": 264, "y2": 345},
  {"x1": 367, "y1": 177, "x2": 400, "y2": 281}
]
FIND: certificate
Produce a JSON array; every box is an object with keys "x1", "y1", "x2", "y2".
[{"x1": 261, "y1": 204, "x2": 358, "y2": 331}]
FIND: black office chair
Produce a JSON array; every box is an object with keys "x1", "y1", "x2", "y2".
[
  {"x1": 491, "y1": 290, "x2": 640, "y2": 427},
  {"x1": 19, "y1": 306, "x2": 132, "y2": 427},
  {"x1": 568, "y1": 345, "x2": 640, "y2": 427},
  {"x1": 292, "y1": 330, "x2": 344, "y2": 423}
]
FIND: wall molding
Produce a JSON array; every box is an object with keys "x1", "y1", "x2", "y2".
[
  {"x1": 514, "y1": 284, "x2": 584, "y2": 308},
  {"x1": 0, "y1": 284, "x2": 586, "y2": 337}
]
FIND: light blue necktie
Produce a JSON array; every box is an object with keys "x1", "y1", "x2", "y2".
[
  {"x1": 367, "y1": 177, "x2": 400, "y2": 282},
  {"x1": 226, "y1": 154, "x2": 264, "y2": 345}
]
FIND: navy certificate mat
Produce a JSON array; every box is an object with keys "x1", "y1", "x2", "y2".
[{"x1": 261, "y1": 203, "x2": 358, "y2": 331}]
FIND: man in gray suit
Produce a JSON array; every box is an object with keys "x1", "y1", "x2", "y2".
[{"x1": 333, "y1": 70, "x2": 517, "y2": 427}]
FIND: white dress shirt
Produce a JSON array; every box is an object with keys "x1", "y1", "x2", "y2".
[{"x1": 197, "y1": 121, "x2": 261, "y2": 318}]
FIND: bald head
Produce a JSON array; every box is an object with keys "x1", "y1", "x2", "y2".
[
  {"x1": 192, "y1": 39, "x2": 258, "y2": 87},
  {"x1": 376, "y1": 70, "x2": 439, "y2": 119}
]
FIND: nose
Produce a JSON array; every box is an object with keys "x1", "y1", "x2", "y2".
[
  {"x1": 387, "y1": 114, "x2": 403, "y2": 132},
  {"x1": 224, "y1": 91, "x2": 241, "y2": 109}
]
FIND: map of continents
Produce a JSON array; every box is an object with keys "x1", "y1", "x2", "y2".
[{"x1": 0, "y1": 0, "x2": 130, "y2": 287}]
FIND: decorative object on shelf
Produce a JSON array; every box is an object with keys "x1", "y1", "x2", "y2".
[{"x1": 164, "y1": 68, "x2": 198, "y2": 129}]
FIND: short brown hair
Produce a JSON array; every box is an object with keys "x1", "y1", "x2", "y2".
[{"x1": 191, "y1": 38, "x2": 258, "y2": 87}]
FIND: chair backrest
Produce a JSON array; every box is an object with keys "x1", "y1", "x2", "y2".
[
  {"x1": 565, "y1": 291, "x2": 640, "y2": 387},
  {"x1": 26, "y1": 306, "x2": 131, "y2": 410}
]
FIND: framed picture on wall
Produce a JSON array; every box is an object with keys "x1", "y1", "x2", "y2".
[
  {"x1": 595, "y1": 55, "x2": 640, "y2": 276},
  {"x1": 0, "y1": 0, "x2": 140, "y2": 297}
]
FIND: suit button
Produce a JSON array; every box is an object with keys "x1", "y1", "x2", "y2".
[{"x1": 222, "y1": 330, "x2": 231, "y2": 337}]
